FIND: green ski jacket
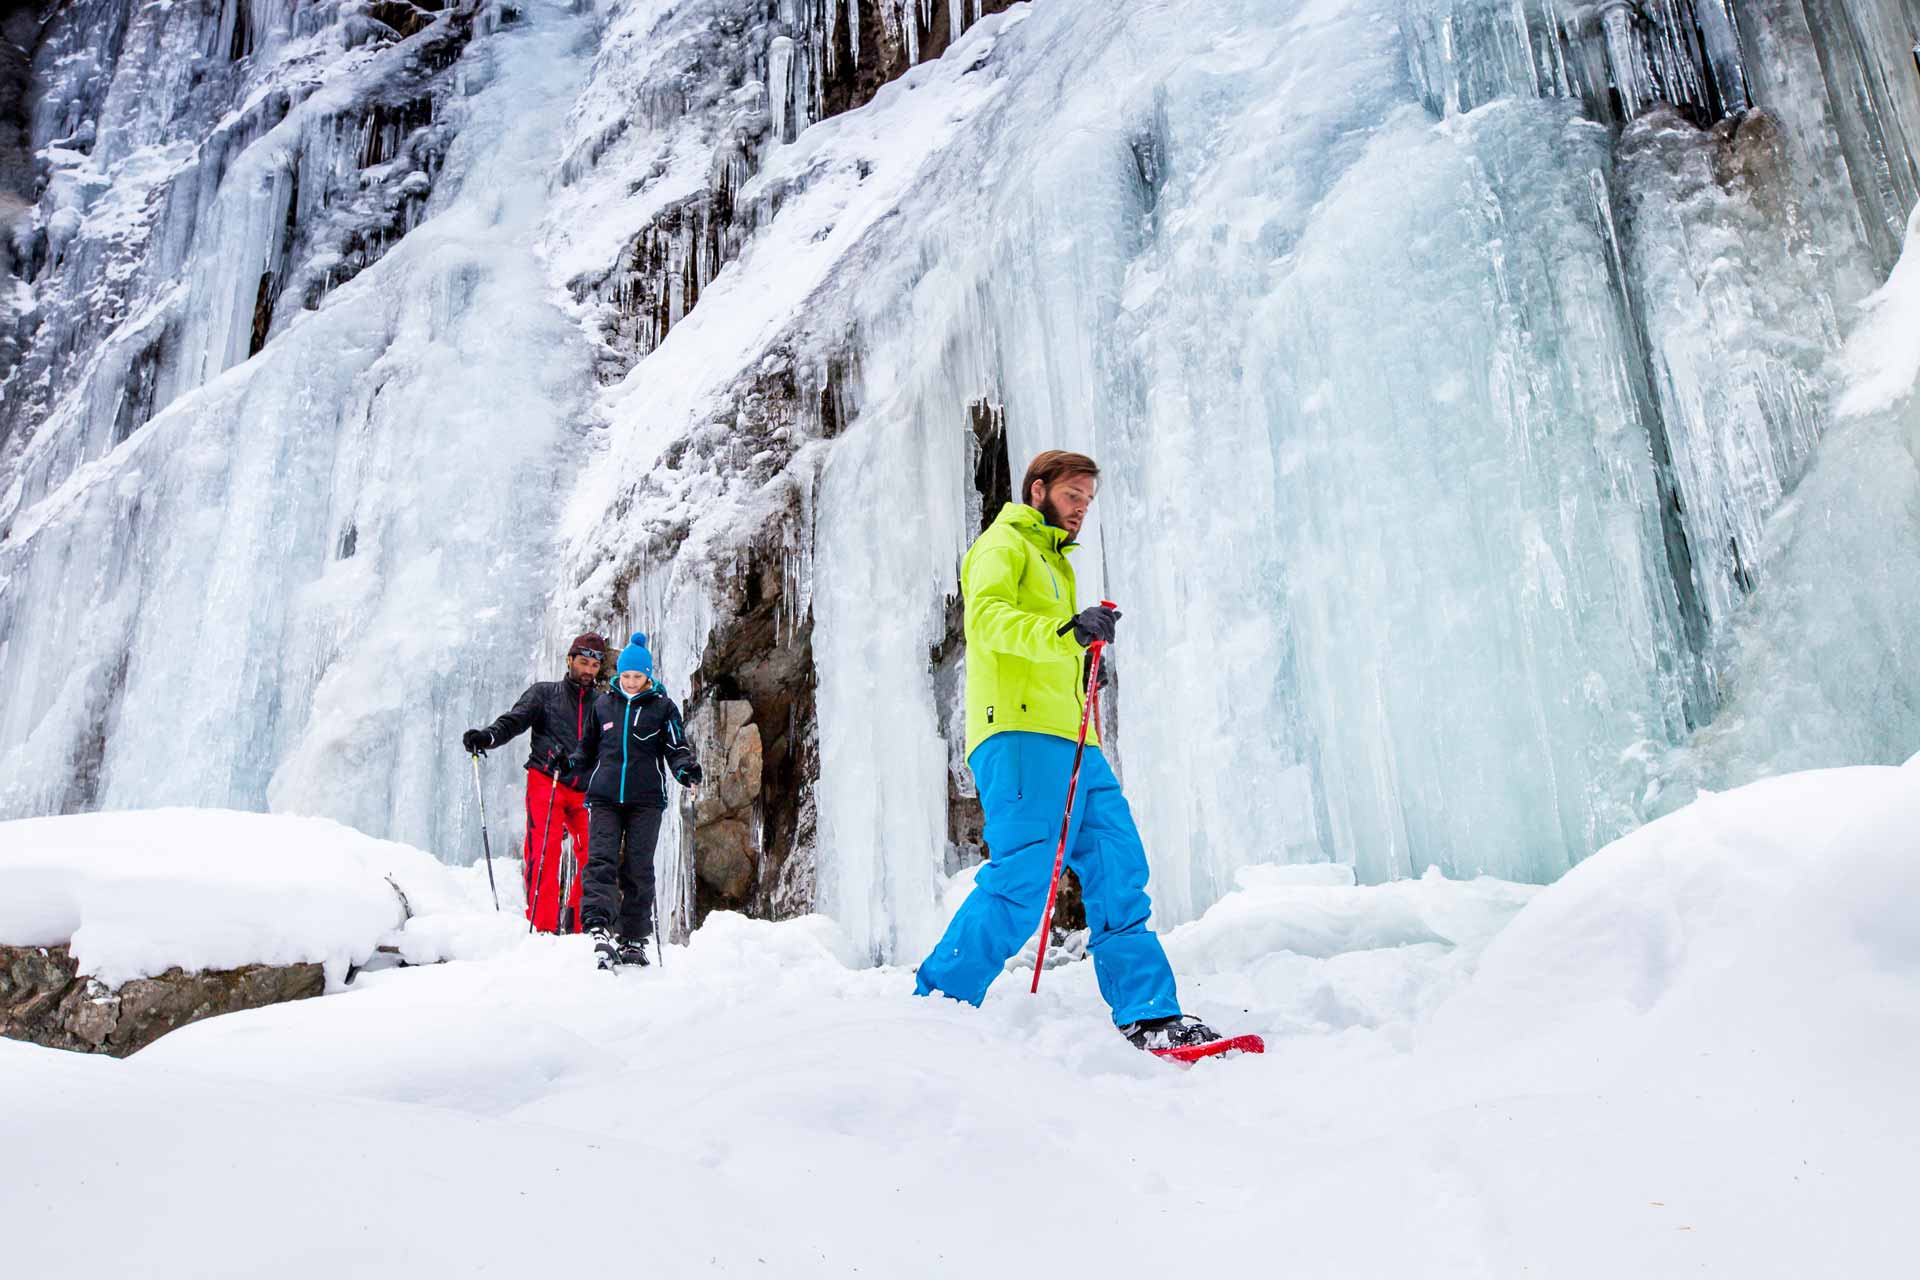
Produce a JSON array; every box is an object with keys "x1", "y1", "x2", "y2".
[{"x1": 962, "y1": 502, "x2": 1097, "y2": 759}]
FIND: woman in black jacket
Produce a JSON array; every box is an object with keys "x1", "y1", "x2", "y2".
[{"x1": 569, "y1": 632, "x2": 701, "y2": 969}]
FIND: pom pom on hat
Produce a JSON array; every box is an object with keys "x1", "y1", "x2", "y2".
[{"x1": 617, "y1": 631, "x2": 655, "y2": 677}]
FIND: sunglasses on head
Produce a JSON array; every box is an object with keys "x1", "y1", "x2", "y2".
[{"x1": 570, "y1": 648, "x2": 604, "y2": 661}]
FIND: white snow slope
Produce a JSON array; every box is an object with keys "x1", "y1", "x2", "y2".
[{"x1": 4, "y1": 760, "x2": 1916, "y2": 1277}]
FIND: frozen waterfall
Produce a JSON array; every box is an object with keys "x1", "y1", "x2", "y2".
[
  {"x1": 0, "y1": 1, "x2": 595, "y2": 857},
  {"x1": 789, "y1": 0, "x2": 1920, "y2": 955}
]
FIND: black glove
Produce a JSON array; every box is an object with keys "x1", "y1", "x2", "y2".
[
  {"x1": 461, "y1": 728, "x2": 492, "y2": 755},
  {"x1": 564, "y1": 752, "x2": 588, "y2": 776},
  {"x1": 676, "y1": 763, "x2": 704, "y2": 786},
  {"x1": 1058, "y1": 604, "x2": 1121, "y2": 647}
]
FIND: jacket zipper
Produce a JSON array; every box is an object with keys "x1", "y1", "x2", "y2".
[{"x1": 620, "y1": 698, "x2": 632, "y2": 803}]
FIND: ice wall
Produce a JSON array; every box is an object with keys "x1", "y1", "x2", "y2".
[
  {"x1": 778, "y1": 0, "x2": 1920, "y2": 954},
  {"x1": 0, "y1": 2, "x2": 594, "y2": 857}
]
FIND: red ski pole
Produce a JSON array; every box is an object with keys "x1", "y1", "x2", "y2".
[{"x1": 1030, "y1": 600, "x2": 1115, "y2": 994}]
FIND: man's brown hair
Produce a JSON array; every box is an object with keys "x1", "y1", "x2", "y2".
[{"x1": 1021, "y1": 450, "x2": 1100, "y2": 507}]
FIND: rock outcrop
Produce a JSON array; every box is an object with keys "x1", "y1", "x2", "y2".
[
  {"x1": 687, "y1": 697, "x2": 765, "y2": 904},
  {"x1": 1, "y1": 944, "x2": 324, "y2": 1057}
]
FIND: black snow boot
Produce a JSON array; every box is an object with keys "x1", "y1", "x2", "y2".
[
  {"x1": 590, "y1": 925, "x2": 619, "y2": 970},
  {"x1": 1120, "y1": 1015, "x2": 1222, "y2": 1052},
  {"x1": 616, "y1": 936, "x2": 650, "y2": 967}
]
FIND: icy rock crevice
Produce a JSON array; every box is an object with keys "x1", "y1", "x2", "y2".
[{"x1": 555, "y1": 340, "x2": 843, "y2": 939}]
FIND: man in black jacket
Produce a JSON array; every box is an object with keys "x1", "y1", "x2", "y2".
[
  {"x1": 462, "y1": 632, "x2": 608, "y2": 933},
  {"x1": 569, "y1": 631, "x2": 701, "y2": 968}
]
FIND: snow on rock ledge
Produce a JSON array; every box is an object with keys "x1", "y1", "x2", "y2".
[{"x1": 0, "y1": 808, "x2": 517, "y2": 993}]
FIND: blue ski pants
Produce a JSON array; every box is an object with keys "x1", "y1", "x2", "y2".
[{"x1": 914, "y1": 731, "x2": 1181, "y2": 1026}]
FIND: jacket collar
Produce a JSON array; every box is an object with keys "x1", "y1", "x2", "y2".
[{"x1": 996, "y1": 502, "x2": 1078, "y2": 556}]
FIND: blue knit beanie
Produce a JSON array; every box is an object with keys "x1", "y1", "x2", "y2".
[{"x1": 616, "y1": 631, "x2": 654, "y2": 677}]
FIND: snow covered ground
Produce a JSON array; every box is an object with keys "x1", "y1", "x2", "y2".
[{"x1": 5, "y1": 760, "x2": 1917, "y2": 1276}]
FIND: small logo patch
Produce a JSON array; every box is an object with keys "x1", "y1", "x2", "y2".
[{"x1": 602, "y1": 721, "x2": 615, "y2": 730}]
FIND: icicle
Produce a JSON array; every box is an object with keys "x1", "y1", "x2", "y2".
[
  {"x1": 1598, "y1": 2, "x2": 1650, "y2": 119},
  {"x1": 791, "y1": 37, "x2": 814, "y2": 137},
  {"x1": 824, "y1": 0, "x2": 842, "y2": 80},
  {"x1": 769, "y1": 36, "x2": 796, "y2": 145}
]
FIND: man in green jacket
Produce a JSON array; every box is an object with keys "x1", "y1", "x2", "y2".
[{"x1": 914, "y1": 450, "x2": 1221, "y2": 1052}]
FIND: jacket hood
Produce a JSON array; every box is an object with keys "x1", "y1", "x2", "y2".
[{"x1": 995, "y1": 502, "x2": 1079, "y2": 555}]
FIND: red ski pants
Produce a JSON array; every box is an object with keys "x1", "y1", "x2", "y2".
[{"x1": 523, "y1": 770, "x2": 591, "y2": 933}]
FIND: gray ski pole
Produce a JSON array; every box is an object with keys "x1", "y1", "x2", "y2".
[
  {"x1": 659, "y1": 813, "x2": 680, "y2": 970},
  {"x1": 558, "y1": 838, "x2": 577, "y2": 935},
  {"x1": 470, "y1": 752, "x2": 500, "y2": 912}
]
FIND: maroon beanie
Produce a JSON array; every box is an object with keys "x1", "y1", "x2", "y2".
[{"x1": 569, "y1": 632, "x2": 610, "y2": 656}]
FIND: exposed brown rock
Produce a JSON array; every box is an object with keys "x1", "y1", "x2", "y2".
[
  {"x1": 684, "y1": 534, "x2": 815, "y2": 922},
  {"x1": 2, "y1": 944, "x2": 324, "y2": 1058},
  {"x1": 689, "y1": 698, "x2": 765, "y2": 902},
  {"x1": 696, "y1": 818, "x2": 757, "y2": 900},
  {"x1": 366, "y1": 1, "x2": 436, "y2": 40}
]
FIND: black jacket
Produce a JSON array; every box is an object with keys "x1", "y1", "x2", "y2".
[
  {"x1": 481, "y1": 675, "x2": 600, "y2": 790},
  {"x1": 579, "y1": 684, "x2": 698, "y2": 808}
]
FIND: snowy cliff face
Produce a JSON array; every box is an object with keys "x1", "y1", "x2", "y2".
[{"x1": 2, "y1": 1, "x2": 1918, "y2": 963}]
